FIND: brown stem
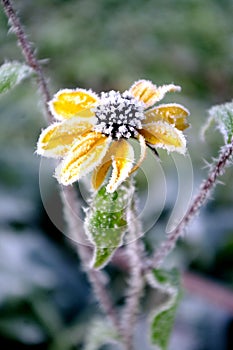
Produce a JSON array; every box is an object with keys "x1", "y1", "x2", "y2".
[
  {"x1": 145, "y1": 142, "x2": 233, "y2": 271},
  {"x1": 1, "y1": 0, "x2": 53, "y2": 122}
]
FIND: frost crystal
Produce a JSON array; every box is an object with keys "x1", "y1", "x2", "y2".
[{"x1": 93, "y1": 90, "x2": 145, "y2": 139}]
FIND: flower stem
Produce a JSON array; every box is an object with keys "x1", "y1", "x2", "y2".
[
  {"x1": 145, "y1": 142, "x2": 233, "y2": 271},
  {"x1": 1, "y1": 0, "x2": 53, "y2": 122},
  {"x1": 121, "y1": 193, "x2": 145, "y2": 350},
  {"x1": 60, "y1": 186, "x2": 121, "y2": 333}
]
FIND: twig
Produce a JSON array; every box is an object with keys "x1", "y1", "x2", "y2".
[
  {"x1": 1, "y1": 0, "x2": 53, "y2": 122},
  {"x1": 121, "y1": 196, "x2": 145, "y2": 350},
  {"x1": 1, "y1": 0, "x2": 121, "y2": 335},
  {"x1": 183, "y1": 271, "x2": 233, "y2": 314},
  {"x1": 112, "y1": 252, "x2": 233, "y2": 315},
  {"x1": 145, "y1": 142, "x2": 233, "y2": 271}
]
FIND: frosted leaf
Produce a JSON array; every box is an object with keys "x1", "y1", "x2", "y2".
[
  {"x1": 0, "y1": 61, "x2": 33, "y2": 94},
  {"x1": 146, "y1": 268, "x2": 181, "y2": 350},
  {"x1": 203, "y1": 101, "x2": 233, "y2": 144}
]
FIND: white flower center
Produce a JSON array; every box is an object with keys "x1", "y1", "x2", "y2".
[{"x1": 93, "y1": 90, "x2": 145, "y2": 139}]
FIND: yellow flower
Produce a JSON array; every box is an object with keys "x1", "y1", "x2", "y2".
[{"x1": 37, "y1": 80, "x2": 189, "y2": 193}]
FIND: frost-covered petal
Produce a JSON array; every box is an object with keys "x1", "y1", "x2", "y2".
[
  {"x1": 92, "y1": 141, "x2": 119, "y2": 190},
  {"x1": 129, "y1": 133, "x2": 147, "y2": 174},
  {"x1": 144, "y1": 103, "x2": 190, "y2": 131},
  {"x1": 49, "y1": 88, "x2": 99, "y2": 120},
  {"x1": 106, "y1": 140, "x2": 134, "y2": 193},
  {"x1": 129, "y1": 80, "x2": 181, "y2": 108},
  {"x1": 140, "y1": 121, "x2": 186, "y2": 154},
  {"x1": 36, "y1": 117, "x2": 96, "y2": 158},
  {"x1": 56, "y1": 132, "x2": 111, "y2": 185},
  {"x1": 92, "y1": 140, "x2": 135, "y2": 191}
]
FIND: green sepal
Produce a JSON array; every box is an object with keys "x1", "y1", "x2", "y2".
[
  {"x1": 0, "y1": 61, "x2": 34, "y2": 95},
  {"x1": 85, "y1": 183, "x2": 133, "y2": 269}
]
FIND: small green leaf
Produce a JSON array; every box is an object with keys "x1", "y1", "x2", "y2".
[
  {"x1": 83, "y1": 318, "x2": 120, "y2": 350},
  {"x1": 85, "y1": 183, "x2": 133, "y2": 269},
  {"x1": 146, "y1": 268, "x2": 182, "y2": 350},
  {"x1": 0, "y1": 61, "x2": 34, "y2": 94},
  {"x1": 203, "y1": 101, "x2": 233, "y2": 144}
]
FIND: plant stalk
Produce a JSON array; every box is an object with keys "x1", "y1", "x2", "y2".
[
  {"x1": 1, "y1": 0, "x2": 53, "y2": 122},
  {"x1": 121, "y1": 194, "x2": 145, "y2": 350},
  {"x1": 145, "y1": 142, "x2": 233, "y2": 271}
]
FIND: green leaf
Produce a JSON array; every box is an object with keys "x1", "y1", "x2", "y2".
[
  {"x1": 146, "y1": 268, "x2": 182, "y2": 350},
  {"x1": 83, "y1": 318, "x2": 120, "y2": 350},
  {"x1": 0, "y1": 61, "x2": 34, "y2": 94},
  {"x1": 85, "y1": 183, "x2": 133, "y2": 269},
  {"x1": 203, "y1": 101, "x2": 233, "y2": 144}
]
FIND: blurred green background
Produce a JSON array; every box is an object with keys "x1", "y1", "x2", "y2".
[{"x1": 0, "y1": 0, "x2": 233, "y2": 349}]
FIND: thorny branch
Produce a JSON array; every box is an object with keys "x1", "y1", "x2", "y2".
[
  {"x1": 145, "y1": 142, "x2": 233, "y2": 271},
  {"x1": 1, "y1": 0, "x2": 53, "y2": 122}
]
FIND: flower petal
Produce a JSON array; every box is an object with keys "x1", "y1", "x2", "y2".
[
  {"x1": 139, "y1": 121, "x2": 186, "y2": 154},
  {"x1": 144, "y1": 103, "x2": 190, "y2": 131},
  {"x1": 92, "y1": 140, "x2": 135, "y2": 191},
  {"x1": 129, "y1": 133, "x2": 147, "y2": 175},
  {"x1": 92, "y1": 141, "x2": 119, "y2": 190},
  {"x1": 56, "y1": 132, "x2": 111, "y2": 185},
  {"x1": 129, "y1": 80, "x2": 181, "y2": 108},
  {"x1": 37, "y1": 118, "x2": 95, "y2": 158},
  {"x1": 49, "y1": 88, "x2": 99, "y2": 120},
  {"x1": 106, "y1": 140, "x2": 134, "y2": 193}
]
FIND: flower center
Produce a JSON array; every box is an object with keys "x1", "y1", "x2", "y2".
[{"x1": 93, "y1": 91, "x2": 145, "y2": 139}]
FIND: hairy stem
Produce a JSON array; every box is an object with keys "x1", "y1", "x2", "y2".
[
  {"x1": 145, "y1": 142, "x2": 233, "y2": 271},
  {"x1": 1, "y1": 0, "x2": 53, "y2": 122},
  {"x1": 60, "y1": 186, "x2": 121, "y2": 333},
  {"x1": 121, "y1": 196, "x2": 145, "y2": 350}
]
